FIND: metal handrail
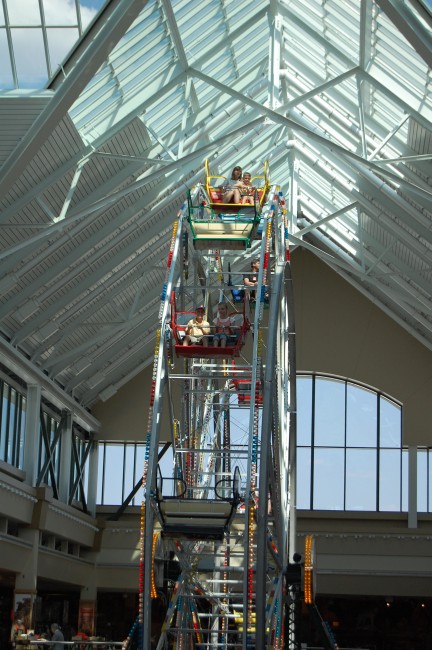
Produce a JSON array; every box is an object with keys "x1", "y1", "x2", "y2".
[{"x1": 26, "y1": 642, "x2": 124, "y2": 648}]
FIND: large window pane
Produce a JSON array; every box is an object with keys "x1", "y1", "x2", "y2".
[
  {"x1": 83, "y1": 452, "x2": 90, "y2": 500},
  {"x1": 314, "y1": 378, "x2": 345, "y2": 447},
  {"x1": 346, "y1": 449, "x2": 377, "y2": 510},
  {"x1": 17, "y1": 397, "x2": 26, "y2": 469},
  {"x1": 70, "y1": 437, "x2": 89, "y2": 504},
  {"x1": 47, "y1": 27, "x2": 79, "y2": 73},
  {"x1": 102, "y1": 443, "x2": 123, "y2": 504},
  {"x1": 297, "y1": 376, "x2": 312, "y2": 445},
  {"x1": 313, "y1": 448, "x2": 344, "y2": 509},
  {"x1": 296, "y1": 447, "x2": 311, "y2": 509},
  {"x1": 96, "y1": 445, "x2": 105, "y2": 504},
  {"x1": 6, "y1": 389, "x2": 17, "y2": 464},
  {"x1": 379, "y1": 449, "x2": 401, "y2": 511},
  {"x1": 11, "y1": 28, "x2": 48, "y2": 87},
  {"x1": 0, "y1": 31, "x2": 14, "y2": 88},
  {"x1": 38, "y1": 414, "x2": 61, "y2": 487},
  {"x1": 380, "y1": 396, "x2": 401, "y2": 448},
  {"x1": 80, "y1": 1, "x2": 104, "y2": 29},
  {"x1": 1, "y1": 385, "x2": 10, "y2": 462},
  {"x1": 7, "y1": 0, "x2": 41, "y2": 25},
  {"x1": 123, "y1": 444, "x2": 136, "y2": 503},
  {"x1": 429, "y1": 451, "x2": 432, "y2": 514},
  {"x1": 158, "y1": 444, "x2": 174, "y2": 478},
  {"x1": 134, "y1": 444, "x2": 146, "y2": 480},
  {"x1": 417, "y1": 449, "x2": 427, "y2": 512},
  {"x1": 402, "y1": 449, "x2": 408, "y2": 512},
  {"x1": 346, "y1": 385, "x2": 377, "y2": 447},
  {"x1": 94, "y1": 376, "x2": 406, "y2": 514},
  {"x1": 43, "y1": 0, "x2": 79, "y2": 26}
]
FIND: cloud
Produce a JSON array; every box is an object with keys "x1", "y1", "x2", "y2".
[
  {"x1": 4, "y1": 0, "x2": 99, "y2": 88},
  {"x1": 44, "y1": 0, "x2": 99, "y2": 27}
]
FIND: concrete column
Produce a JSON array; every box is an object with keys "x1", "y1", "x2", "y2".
[
  {"x1": 86, "y1": 440, "x2": 99, "y2": 516},
  {"x1": 58, "y1": 411, "x2": 73, "y2": 504},
  {"x1": 23, "y1": 384, "x2": 41, "y2": 486},
  {"x1": 13, "y1": 528, "x2": 39, "y2": 630},
  {"x1": 408, "y1": 445, "x2": 417, "y2": 529},
  {"x1": 78, "y1": 582, "x2": 97, "y2": 636}
]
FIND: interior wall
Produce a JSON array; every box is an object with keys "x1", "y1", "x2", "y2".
[
  {"x1": 292, "y1": 249, "x2": 432, "y2": 445},
  {"x1": 92, "y1": 370, "x2": 153, "y2": 442},
  {"x1": 91, "y1": 367, "x2": 177, "y2": 444},
  {"x1": 92, "y1": 249, "x2": 432, "y2": 445}
]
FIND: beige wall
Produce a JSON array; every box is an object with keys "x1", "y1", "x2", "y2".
[
  {"x1": 93, "y1": 249, "x2": 432, "y2": 445},
  {"x1": 292, "y1": 249, "x2": 432, "y2": 445},
  {"x1": 92, "y1": 370, "x2": 154, "y2": 442},
  {"x1": 298, "y1": 511, "x2": 432, "y2": 597}
]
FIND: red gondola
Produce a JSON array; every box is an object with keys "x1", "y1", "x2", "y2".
[
  {"x1": 232, "y1": 378, "x2": 263, "y2": 406},
  {"x1": 170, "y1": 292, "x2": 250, "y2": 358}
]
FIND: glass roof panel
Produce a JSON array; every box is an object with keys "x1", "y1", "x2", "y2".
[
  {"x1": 11, "y1": 27, "x2": 48, "y2": 88},
  {"x1": 0, "y1": 0, "x2": 101, "y2": 89}
]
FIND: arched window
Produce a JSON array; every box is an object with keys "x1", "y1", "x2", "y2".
[{"x1": 296, "y1": 374, "x2": 406, "y2": 512}]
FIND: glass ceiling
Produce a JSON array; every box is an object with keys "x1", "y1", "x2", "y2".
[{"x1": 0, "y1": 0, "x2": 104, "y2": 88}]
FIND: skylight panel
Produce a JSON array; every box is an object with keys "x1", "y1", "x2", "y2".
[
  {"x1": 295, "y1": 135, "x2": 357, "y2": 190},
  {"x1": 374, "y1": 55, "x2": 427, "y2": 101},
  {"x1": 376, "y1": 36, "x2": 430, "y2": 84},
  {"x1": 119, "y1": 44, "x2": 175, "y2": 92},
  {"x1": 327, "y1": 0, "x2": 361, "y2": 29},
  {"x1": 199, "y1": 46, "x2": 236, "y2": 76},
  {"x1": 324, "y1": 24, "x2": 359, "y2": 58},
  {"x1": 114, "y1": 11, "x2": 164, "y2": 57},
  {"x1": 110, "y1": 26, "x2": 170, "y2": 73},
  {"x1": 72, "y1": 72, "x2": 117, "y2": 112},
  {"x1": 283, "y1": 0, "x2": 324, "y2": 27},
  {"x1": 298, "y1": 103, "x2": 359, "y2": 152},
  {"x1": 176, "y1": 0, "x2": 222, "y2": 26},
  {"x1": 179, "y1": 3, "x2": 225, "y2": 44}
]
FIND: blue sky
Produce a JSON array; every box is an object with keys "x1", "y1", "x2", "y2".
[
  {"x1": 1, "y1": 0, "x2": 103, "y2": 89},
  {"x1": 81, "y1": 0, "x2": 106, "y2": 9}
]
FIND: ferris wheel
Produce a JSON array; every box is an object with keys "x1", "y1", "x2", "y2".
[{"x1": 134, "y1": 162, "x2": 297, "y2": 650}]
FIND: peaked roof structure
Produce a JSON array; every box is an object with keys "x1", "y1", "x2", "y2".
[{"x1": 0, "y1": 0, "x2": 431, "y2": 408}]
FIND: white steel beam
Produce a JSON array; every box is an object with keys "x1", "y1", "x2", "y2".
[
  {"x1": 43, "y1": 297, "x2": 159, "y2": 375},
  {"x1": 0, "y1": 0, "x2": 148, "y2": 199},
  {"x1": 0, "y1": 116, "x2": 264, "y2": 268},
  {"x1": 191, "y1": 67, "x2": 432, "y2": 207},
  {"x1": 268, "y1": 11, "x2": 282, "y2": 110},
  {"x1": 0, "y1": 338, "x2": 100, "y2": 432},
  {"x1": 375, "y1": 0, "x2": 432, "y2": 68},
  {"x1": 0, "y1": 52, "x2": 267, "y2": 228},
  {"x1": 294, "y1": 144, "x2": 432, "y2": 264}
]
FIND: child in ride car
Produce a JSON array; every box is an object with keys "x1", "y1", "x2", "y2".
[
  {"x1": 213, "y1": 302, "x2": 235, "y2": 348},
  {"x1": 240, "y1": 172, "x2": 256, "y2": 205},
  {"x1": 220, "y1": 166, "x2": 243, "y2": 203},
  {"x1": 183, "y1": 305, "x2": 210, "y2": 346}
]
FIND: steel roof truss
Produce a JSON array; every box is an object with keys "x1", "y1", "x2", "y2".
[
  {"x1": 64, "y1": 303, "x2": 166, "y2": 392},
  {"x1": 54, "y1": 158, "x2": 89, "y2": 224},
  {"x1": 375, "y1": 0, "x2": 432, "y2": 68},
  {"x1": 304, "y1": 207, "x2": 432, "y2": 314},
  {"x1": 268, "y1": 13, "x2": 282, "y2": 110},
  {"x1": 11, "y1": 234, "x2": 168, "y2": 347},
  {"x1": 68, "y1": 431, "x2": 92, "y2": 511},
  {"x1": 161, "y1": 0, "x2": 189, "y2": 70},
  {"x1": 36, "y1": 408, "x2": 68, "y2": 497},
  {"x1": 0, "y1": 0, "x2": 148, "y2": 199}
]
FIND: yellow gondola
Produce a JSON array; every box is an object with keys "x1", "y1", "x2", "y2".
[{"x1": 187, "y1": 160, "x2": 271, "y2": 250}]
